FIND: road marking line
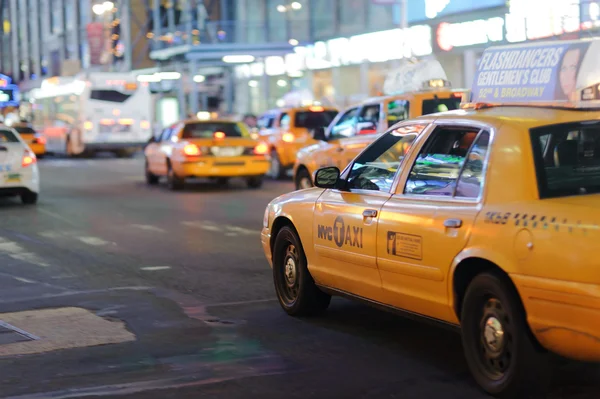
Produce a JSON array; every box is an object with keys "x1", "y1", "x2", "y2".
[
  {"x1": 182, "y1": 221, "x2": 259, "y2": 236},
  {"x1": 0, "y1": 239, "x2": 49, "y2": 267},
  {"x1": 0, "y1": 286, "x2": 153, "y2": 305},
  {"x1": 78, "y1": 236, "x2": 112, "y2": 246},
  {"x1": 205, "y1": 298, "x2": 278, "y2": 308},
  {"x1": 140, "y1": 266, "x2": 171, "y2": 271},
  {"x1": 130, "y1": 224, "x2": 166, "y2": 233},
  {"x1": 37, "y1": 208, "x2": 78, "y2": 227},
  {"x1": 13, "y1": 276, "x2": 36, "y2": 284}
]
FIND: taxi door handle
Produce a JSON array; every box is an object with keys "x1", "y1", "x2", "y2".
[
  {"x1": 363, "y1": 209, "x2": 378, "y2": 218},
  {"x1": 444, "y1": 218, "x2": 463, "y2": 228}
]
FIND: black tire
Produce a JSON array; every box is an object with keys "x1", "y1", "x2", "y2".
[
  {"x1": 247, "y1": 176, "x2": 264, "y2": 189},
  {"x1": 295, "y1": 167, "x2": 313, "y2": 190},
  {"x1": 273, "y1": 226, "x2": 331, "y2": 316},
  {"x1": 166, "y1": 161, "x2": 185, "y2": 191},
  {"x1": 216, "y1": 177, "x2": 229, "y2": 186},
  {"x1": 21, "y1": 191, "x2": 38, "y2": 205},
  {"x1": 461, "y1": 271, "x2": 549, "y2": 398},
  {"x1": 268, "y1": 149, "x2": 286, "y2": 180},
  {"x1": 145, "y1": 160, "x2": 159, "y2": 185}
]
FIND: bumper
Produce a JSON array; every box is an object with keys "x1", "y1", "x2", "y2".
[
  {"x1": 261, "y1": 227, "x2": 273, "y2": 268},
  {"x1": 29, "y1": 143, "x2": 46, "y2": 156},
  {"x1": 84, "y1": 142, "x2": 146, "y2": 151},
  {"x1": 513, "y1": 274, "x2": 600, "y2": 361},
  {"x1": 1, "y1": 166, "x2": 40, "y2": 195},
  {"x1": 175, "y1": 157, "x2": 270, "y2": 178}
]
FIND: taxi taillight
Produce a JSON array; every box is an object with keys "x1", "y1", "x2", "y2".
[
  {"x1": 214, "y1": 131, "x2": 226, "y2": 140},
  {"x1": 22, "y1": 150, "x2": 36, "y2": 167},
  {"x1": 253, "y1": 142, "x2": 269, "y2": 155},
  {"x1": 183, "y1": 144, "x2": 201, "y2": 156},
  {"x1": 33, "y1": 134, "x2": 46, "y2": 145}
]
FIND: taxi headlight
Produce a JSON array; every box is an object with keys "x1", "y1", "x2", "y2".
[{"x1": 263, "y1": 206, "x2": 270, "y2": 228}]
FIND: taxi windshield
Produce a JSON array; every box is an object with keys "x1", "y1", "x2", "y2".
[
  {"x1": 294, "y1": 111, "x2": 338, "y2": 129},
  {"x1": 181, "y1": 122, "x2": 247, "y2": 139},
  {"x1": 532, "y1": 121, "x2": 600, "y2": 198},
  {"x1": 422, "y1": 98, "x2": 461, "y2": 115}
]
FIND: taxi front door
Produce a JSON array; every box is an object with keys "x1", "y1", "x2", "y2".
[
  {"x1": 312, "y1": 126, "x2": 424, "y2": 300},
  {"x1": 376, "y1": 125, "x2": 491, "y2": 322}
]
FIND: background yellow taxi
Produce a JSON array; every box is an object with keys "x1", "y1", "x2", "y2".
[
  {"x1": 144, "y1": 119, "x2": 269, "y2": 190},
  {"x1": 262, "y1": 104, "x2": 600, "y2": 397},
  {"x1": 257, "y1": 105, "x2": 338, "y2": 179},
  {"x1": 293, "y1": 82, "x2": 465, "y2": 189},
  {"x1": 12, "y1": 122, "x2": 46, "y2": 158}
]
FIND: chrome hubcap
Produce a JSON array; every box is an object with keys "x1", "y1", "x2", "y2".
[
  {"x1": 284, "y1": 256, "x2": 297, "y2": 286},
  {"x1": 483, "y1": 316, "x2": 504, "y2": 353}
]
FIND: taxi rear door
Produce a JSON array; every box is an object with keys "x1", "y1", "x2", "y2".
[
  {"x1": 376, "y1": 122, "x2": 492, "y2": 322},
  {"x1": 312, "y1": 122, "x2": 429, "y2": 301}
]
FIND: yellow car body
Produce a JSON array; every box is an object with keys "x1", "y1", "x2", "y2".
[
  {"x1": 262, "y1": 105, "x2": 600, "y2": 395},
  {"x1": 293, "y1": 89, "x2": 465, "y2": 189},
  {"x1": 144, "y1": 119, "x2": 270, "y2": 190},
  {"x1": 257, "y1": 106, "x2": 338, "y2": 179},
  {"x1": 12, "y1": 124, "x2": 46, "y2": 157}
]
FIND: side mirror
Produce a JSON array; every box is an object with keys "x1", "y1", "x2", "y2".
[
  {"x1": 314, "y1": 166, "x2": 341, "y2": 189},
  {"x1": 312, "y1": 127, "x2": 327, "y2": 141}
]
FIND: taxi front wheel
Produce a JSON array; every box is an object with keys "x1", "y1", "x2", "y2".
[
  {"x1": 273, "y1": 226, "x2": 331, "y2": 316},
  {"x1": 167, "y1": 162, "x2": 185, "y2": 191},
  {"x1": 246, "y1": 176, "x2": 264, "y2": 189},
  {"x1": 461, "y1": 272, "x2": 549, "y2": 398}
]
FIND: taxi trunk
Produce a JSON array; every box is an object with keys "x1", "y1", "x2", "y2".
[
  {"x1": 175, "y1": 137, "x2": 270, "y2": 178},
  {"x1": 0, "y1": 142, "x2": 35, "y2": 191}
]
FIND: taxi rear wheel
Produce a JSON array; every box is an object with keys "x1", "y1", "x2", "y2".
[
  {"x1": 21, "y1": 191, "x2": 38, "y2": 205},
  {"x1": 247, "y1": 176, "x2": 264, "y2": 189},
  {"x1": 461, "y1": 272, "x2": 548, "y2": 398},
  {"x1": 145, "y1": 161, "x2": 159, "y2": 185},
  {"x1": 295, "y1": 168, "x2": 313, "y2": 190},
  {"x1": 268, "y1": 150, "x2": 285, "y2": 180},
  {"x1": 273, "y1": 226, "x2": 331, "y2": 316},
  {"x1": 167, "y1": 162, "x2": 185, "y2": 191}
]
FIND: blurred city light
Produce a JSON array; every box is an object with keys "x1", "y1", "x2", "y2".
[
  {"x1": 276, "y1": 5, "x2": 287, "y2": 12},
  {"x1": 193, "y1": 75, "x2": 206, "y2": 83},
  {"x1": 92, "y1": 1, "x2": 114, "y2": 15},
  {"x1": 291, "y1": 2, "x2": 302, "y2": 10},
  {"x1": 288, "y1": 39, "x2": 299, "y2": 46},
  {"x1": 222, "y1": 55, "x2": 255, "y2": 63}
]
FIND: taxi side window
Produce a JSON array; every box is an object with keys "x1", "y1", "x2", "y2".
[
  {"x1": 404, "y1": 126, "x2": 488, "y2": 197},
  {"x1": 387, "y1": 100, "x2": 409, "y2": 127},
  {"x1": 346, "y1": 124, "x2": 426, "y2": 192},
  {"x1": 159, "y1": 128, "x2": 172, "y2": 142},
  {"x1": 358, "y1": 104, "x2": 381, "y2": 130},
  {"x1": 280, "y1": 113, "x2": 290, "y2": 129},
  {"x1": 330, "y1": 107, "x2": 358, "y2": 140}
]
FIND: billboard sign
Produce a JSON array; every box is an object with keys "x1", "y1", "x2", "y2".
[{"x1": 471, "y1": 39, "x2": 600, "y2": 104}]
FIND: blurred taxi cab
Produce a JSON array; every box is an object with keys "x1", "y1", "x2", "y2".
[
  {"x1": 144, "y1": 119, "x2": 270, "y2": 190},
  {"x1": 261, "y1": 38, "x2": 600, "y2": 397},
  {"x1": 0, "y1": 125, "x2": 39, "y2": 204},
  {"x1": 12, "y1": 122, "x2": 46, "y2": 158},
  {"x1": 257, "y1": 105, "x2": 338, "y2": 179},
  {"x1": 293, "y1": 79, "x2": 465, "y2": 189}
]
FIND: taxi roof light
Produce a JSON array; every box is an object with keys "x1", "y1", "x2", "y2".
[{"x1": 309, "y1": 106, "x2": 324, "y2": 112}]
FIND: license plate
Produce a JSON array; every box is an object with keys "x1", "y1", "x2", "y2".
[
  {"x1": 212, "y1": 147, "x2": 243, "y2": 157},
  {"x1": 5, "y1": 173, "x2": 21, "y2": 183}
]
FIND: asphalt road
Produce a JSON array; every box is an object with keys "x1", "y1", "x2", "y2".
[{"x1": 0, "y1": 155, "x2": 598, "y2": 399}]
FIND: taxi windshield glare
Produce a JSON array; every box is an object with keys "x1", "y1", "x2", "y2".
[
  {"x1": 422, "y1": 97, "x2": 461, "y2": 115},
  {"x1": 181, "y1": 122, "x2": 247, "y2": 139},
  {"x1": 294, "y1": 111, "x2": 338, "y2": 129},
  {"x1": 531, "y1": 121, "x2": 600, "y2": 198}
]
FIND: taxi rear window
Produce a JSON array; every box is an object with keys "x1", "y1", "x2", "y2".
[
  {"x1": 182, "y1": 122, "x2": 246, "y2": 139},
  {"x1": 0, "y1": 129, "x2": 19, "y2": 143},
  {"x1": 422, "y1": 98, "x2": 461, "y2": 115},
  {"x1": 14, "y1": 126, "x2": 36, "y2": 135},
  {"x1": 294, "y1": 111, "x2": 337, "y2": 129},
  {"x1": 531, "y1": 121, "x2": 600, "y2": 198}
]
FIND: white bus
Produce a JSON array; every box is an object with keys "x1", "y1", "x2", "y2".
[{"x1": 28, "y1": 72, "x2": 153, "y2": 157}]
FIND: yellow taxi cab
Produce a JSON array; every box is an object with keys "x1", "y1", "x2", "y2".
[
  {"x1": 293, "y1": 80, "x2": 466, "y2": 189},
  {"x1": 261, "y1": 39, "x2": 600, "y2": 397},
  {"x1": 257, "y1": 105, "x2": 338, "y2": 179},
  {"x1": 144, "y1": 119, "x2": 270, "y2": 190},
  {"x1": 12, "y1": 122, "x2": 46, "y2": 158}
]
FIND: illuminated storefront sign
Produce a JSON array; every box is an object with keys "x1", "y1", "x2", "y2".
[
  {"x1": 505, "y1": 0, "x2": 580, "y2": 43},
  {"x1": 436, "y1": 17, "x2": 504, "y2": 51},
  {"x1": 0, "y1": 74, "x2": 19, "y2": 107}
]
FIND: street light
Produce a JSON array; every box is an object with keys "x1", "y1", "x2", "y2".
[
  {"x1": 277, "y1": 2, "x2": 302, "y2": 12},
  {"x1": 93, "y1": 1, "x2": 114, "y2": 16}
]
